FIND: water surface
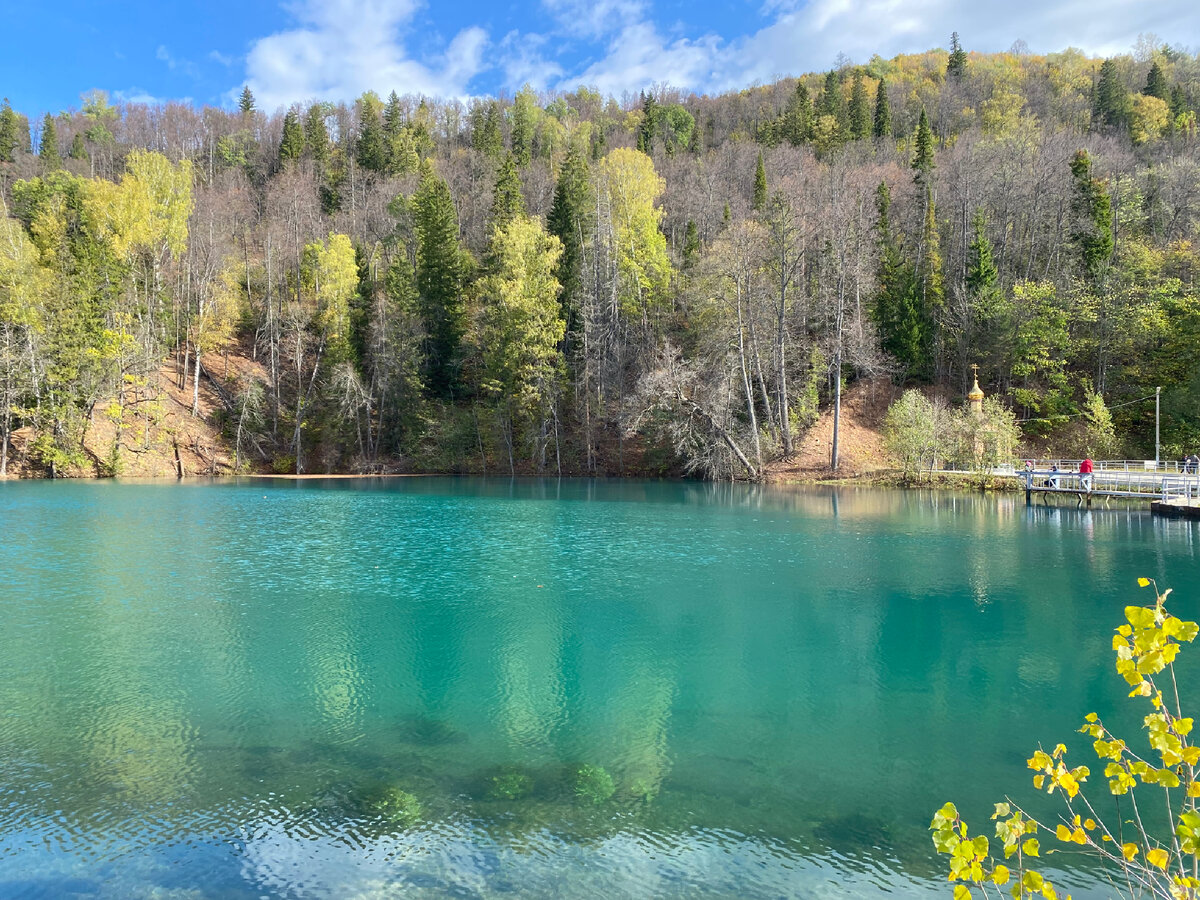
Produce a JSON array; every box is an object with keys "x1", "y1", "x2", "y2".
[{"x1": 1, "y1": 478, "x2": 1198, "y2": 898}]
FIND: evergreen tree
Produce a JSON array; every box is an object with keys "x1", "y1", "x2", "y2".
[
  {"x1": 39, "y1": 114, "x2": 60, "y2": 170},
  {"x1": 682, "y1": 220, "x2": 700, "y2": 269},
  {"x1": 638, "y1": 91, "x2": 658, "y2": 153},
  {"x1": 510, "y1": 86, "x2": 536, "y2": 166},
  {"x1": 355, "y1": 93, "x2": 387, "y2": 173},
  {"x1": 816, "y1": 70, "x2": 844, "y2": 122},
  {"x1": 873, "y1": 181, "x2": 927, "y2": 374},
  {"x1": 1169, "y1": 84, "x2": 1188, "y2": 121},
  {"x1": 873, "y1": 78, "x2": 892, "y2": 137},
  {"x1": 1144, "y1": 60, "x2": 1169, "y2": 101},
  {"x1": 0, "y1": 99, "x2": 20, "y2": 163},
  {"x1": 965, "y1": 210, "x2": 998, "y2": 298},
  {"x1": 962, "y1": 209, "x2": 1002, "y2": 381},
  {"x1": 752, "y1": 151, "x2": 767, "y2": 212},
  {"x1": 383, "y1": 91, "x2": 404, "y2": 140},
  {"x1": 304, "y1": 104, "x2": 330, "y2": 163},
  {"x1": 413, "y1": 165, "x2": 465, "y2": 398},
  {"x1": 946, "y1": 32, "x2": 968, "y2": 79},
  {"x1": 1069, "y1": 149, "x2": 1114, "y2": 281},
  {"x1": 68, "y1": 133, "x2": 86, "y2": 161},
  {"x1": 239, "y1": 86, "x2": 255, "y2": 115},
  {"x1": 279, "y1": 109, "x2": 305, "y2": 163},
  {"x1": 911, "y1": 108, "x2": 934, "y2": 185},
  {"x1": 472, "y1": 101, "x2": 504, "y2": 160},
  {"x1": 1093, "y1": 58, "x2": 1131, "y2": 131},
  {"x1": 477, "y1": 216, "x2": 565, "y2": 458},
  {"x1": 546, "y1": 143, "x2": 593, "y2": 344},
  {"x1": 918, "y1": 186, "x2": 945, "y2": 323},
  {"x1": 781, "y1": 82, "x2": 812, "y2": 146},
  {"x1": 489, "y1": 154, "x2": 526, "y2": 234},
  {"x1": 848, "y1": 71, "x2": 870, "y2": 140}
]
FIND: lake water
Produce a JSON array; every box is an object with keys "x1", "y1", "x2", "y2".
[{"x1": 1, "y1": 478, "x2": 1198, "y2": 899}]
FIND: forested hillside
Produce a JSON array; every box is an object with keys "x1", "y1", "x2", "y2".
[{"x1": 2, "y1": 36, "x2": 1199, "y2": 479}]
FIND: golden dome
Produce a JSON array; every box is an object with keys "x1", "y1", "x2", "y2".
[{"x1": 968, "y1": 377, "x2": 984, "y2": 402}]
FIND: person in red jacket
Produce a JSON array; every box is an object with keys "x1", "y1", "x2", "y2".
[{"x1": 1079, "y1": 456, "x2": 1094, "y2": 492}]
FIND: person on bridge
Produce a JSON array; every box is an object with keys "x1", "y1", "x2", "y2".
[{"x1": 1079, "y1": 457, "x2": 1094, "y2": 492}]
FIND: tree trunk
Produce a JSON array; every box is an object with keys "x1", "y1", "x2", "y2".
[
  {"x1": 675, "y1": 388, "x2": 758, "y2": 480},
  {"x1": 736, "y1": 279, "x2": 762, "y2": 472}
]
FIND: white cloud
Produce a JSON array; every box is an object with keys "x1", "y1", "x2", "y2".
[
  {"x1": 498, "y1": 31, "x2": 564, "y2": 92},
  {"x1": 242, "y1": 0, "x2": 489, "y2": 109},
  {"x1": 553, "y1": 0, "x2": 1200, "y2": 98},
  {"x1": 113, "y1": 87, "x2": 193, "y2": 106},
  {"x1": 209, "y1": 50, "x2": 234, "y2": 67},
  {"x1": 156, "y1": 44, "x2": 200, "y2": 78},
  {"x1": 231, "y1": 0, "x2": 1200, "y2": 109},
  {"x1": 564, "y1": 22, "x2": 720, "y2": 96},
  {"x1": 541, "y1": 0, "x2": 648, "y2": 40}
]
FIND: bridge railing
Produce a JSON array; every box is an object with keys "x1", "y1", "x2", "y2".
[
  {"x1": 1008, "y1": 459, "x2": 1196, "y2": 475},
  {"x1": 1014, "y1": 468, "x2": 1197, "y2": 500}
]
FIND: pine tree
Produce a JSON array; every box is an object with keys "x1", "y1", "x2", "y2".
[
  {"x1": 279, "y1": 109, "x2": 305, "y2": 163},
  {"x1": 911, "y1": 108, "x2": 934, "y2": 185},
  {"x1": 304, "y1": 104, "x2": 330, "y2": 163},
  {"x1": 816, "y1": 70, "x2": 844, "y2": 122},
  {"x1": 946, "y1": 32, "x2": 968, "y2": 79},
  {"x1": 781, "y1": 82, "x2": 812, "y2": 146},
  {"x1": 472, "y1": 101, "x2": 504, "y2": 160},
  {"x1": 873, "y1": 78, "x2": 892, "y2": 137},
  {"x1": 68, "y1": 133, "x2": 87, "y2": 161},
  {"x1": 965, "y1": 210, "x2": 998, "y2": 297},
  {"x1": 752, "y1": 152, "x2": 768, "y2": 211},
  {"x1": 355, "y1": 93, "x2": 387, "y2": 173},
  {"x1": 489, "y1": 154, "x2": 526, "y2": 234},
  {"x1": 39, "y1": 114, "x2": 61, "y2": 170},
  {"x1": 848, "y1": 71, "x2": 870, "y2": 140},
  {"x1": 1093, "y1": 59, "x2": 1131, "y2": 131},
  {"x1": 1069, "y1": 149, "x2": 1114, "y2": 281},
  {"x1": 1144, "y1": 60, "x2": 1169, "y2": 101},
  {"x1": 383, "y1": 91, "x2": 404, "y2": 140},
  {"x1": 638, "y1": 92, "x2": 658, "y2": 153},
  {"x1": 0, "y1": 99, "x2": 19, "y2": 163},
  {"x1": 682, "y1": 220, "x2": 700, "y2": 269},
  {"x1": 873, "y1": 181, "x2": 927, "y2": 374},
  {"x1": 918, "y1": 186, "x2": 945, "y2": 319},
  {"x1": 546, "y1": 143, "x2": 593, "y2": 343},
  {"x1": 239, "y1": 86, "x2": 255, "y2": 115},
  {"x1": 962, "y1": 209, "x2": 1002, "y2": 380},
  {"x1": 413, "y1": 165, "x2": 465, "y2": 398},
  {"x1": 510, "y1": 86, "x2": 536, "y2": 166},
  {"x1": 1169, "y1": 84, "x2": 1188, "y2": 121}
]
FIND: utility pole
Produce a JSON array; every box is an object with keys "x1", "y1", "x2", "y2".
[{"x1": 1156, "y1": 386, "x2": 1161, "y2": 469}]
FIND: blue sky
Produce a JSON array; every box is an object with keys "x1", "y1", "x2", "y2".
[{"x1": 2, "y1": 0, "x2": 1199, "y2": 116}]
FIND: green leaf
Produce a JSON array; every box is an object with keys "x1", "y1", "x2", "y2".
[{"x1": 1022, "y1": 838, "x2": 1040, "y2": 857}]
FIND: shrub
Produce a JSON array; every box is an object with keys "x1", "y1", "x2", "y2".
[{"x1": 932, "y1": 579, "x2": 1200, "y2": 899}]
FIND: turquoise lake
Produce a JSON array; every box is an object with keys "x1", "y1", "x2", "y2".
[{"x1": 1, "y1": 478, "x2": 1198, "y2": 898}]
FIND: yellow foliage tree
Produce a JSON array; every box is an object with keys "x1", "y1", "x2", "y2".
[
  {"x1": 933, "y1": 580, "x2": 1200, "y2": 900},
  {"x1": 1131, "y1": 95, "x2": 1170, "y2": 145},
  {"x1": 596, "y1": 147, "x2": 671, "y2": 329}
]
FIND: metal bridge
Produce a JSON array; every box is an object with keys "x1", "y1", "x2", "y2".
[{"x1": 996, "y1": 461, "x2": 1200, "y2": 507}]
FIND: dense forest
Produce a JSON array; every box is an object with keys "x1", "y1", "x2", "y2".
[{"x1": 2, "y1": 35, "x2": 1200, "y2": 479}]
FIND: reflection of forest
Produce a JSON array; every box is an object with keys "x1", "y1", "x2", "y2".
[{"x1": 1, "y1": 480, "x2": 1199, "y2": 885}]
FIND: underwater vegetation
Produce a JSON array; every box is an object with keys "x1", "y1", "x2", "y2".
[
  {"x1": 362, "y1": 786, "x2": 423, "y2": 827},
  {"x1": 485, "y1": 770, "x2": 535, "y2": 802},
  {"x1": 570, "y1": 765, "x2": 615, "y2": 805}
]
